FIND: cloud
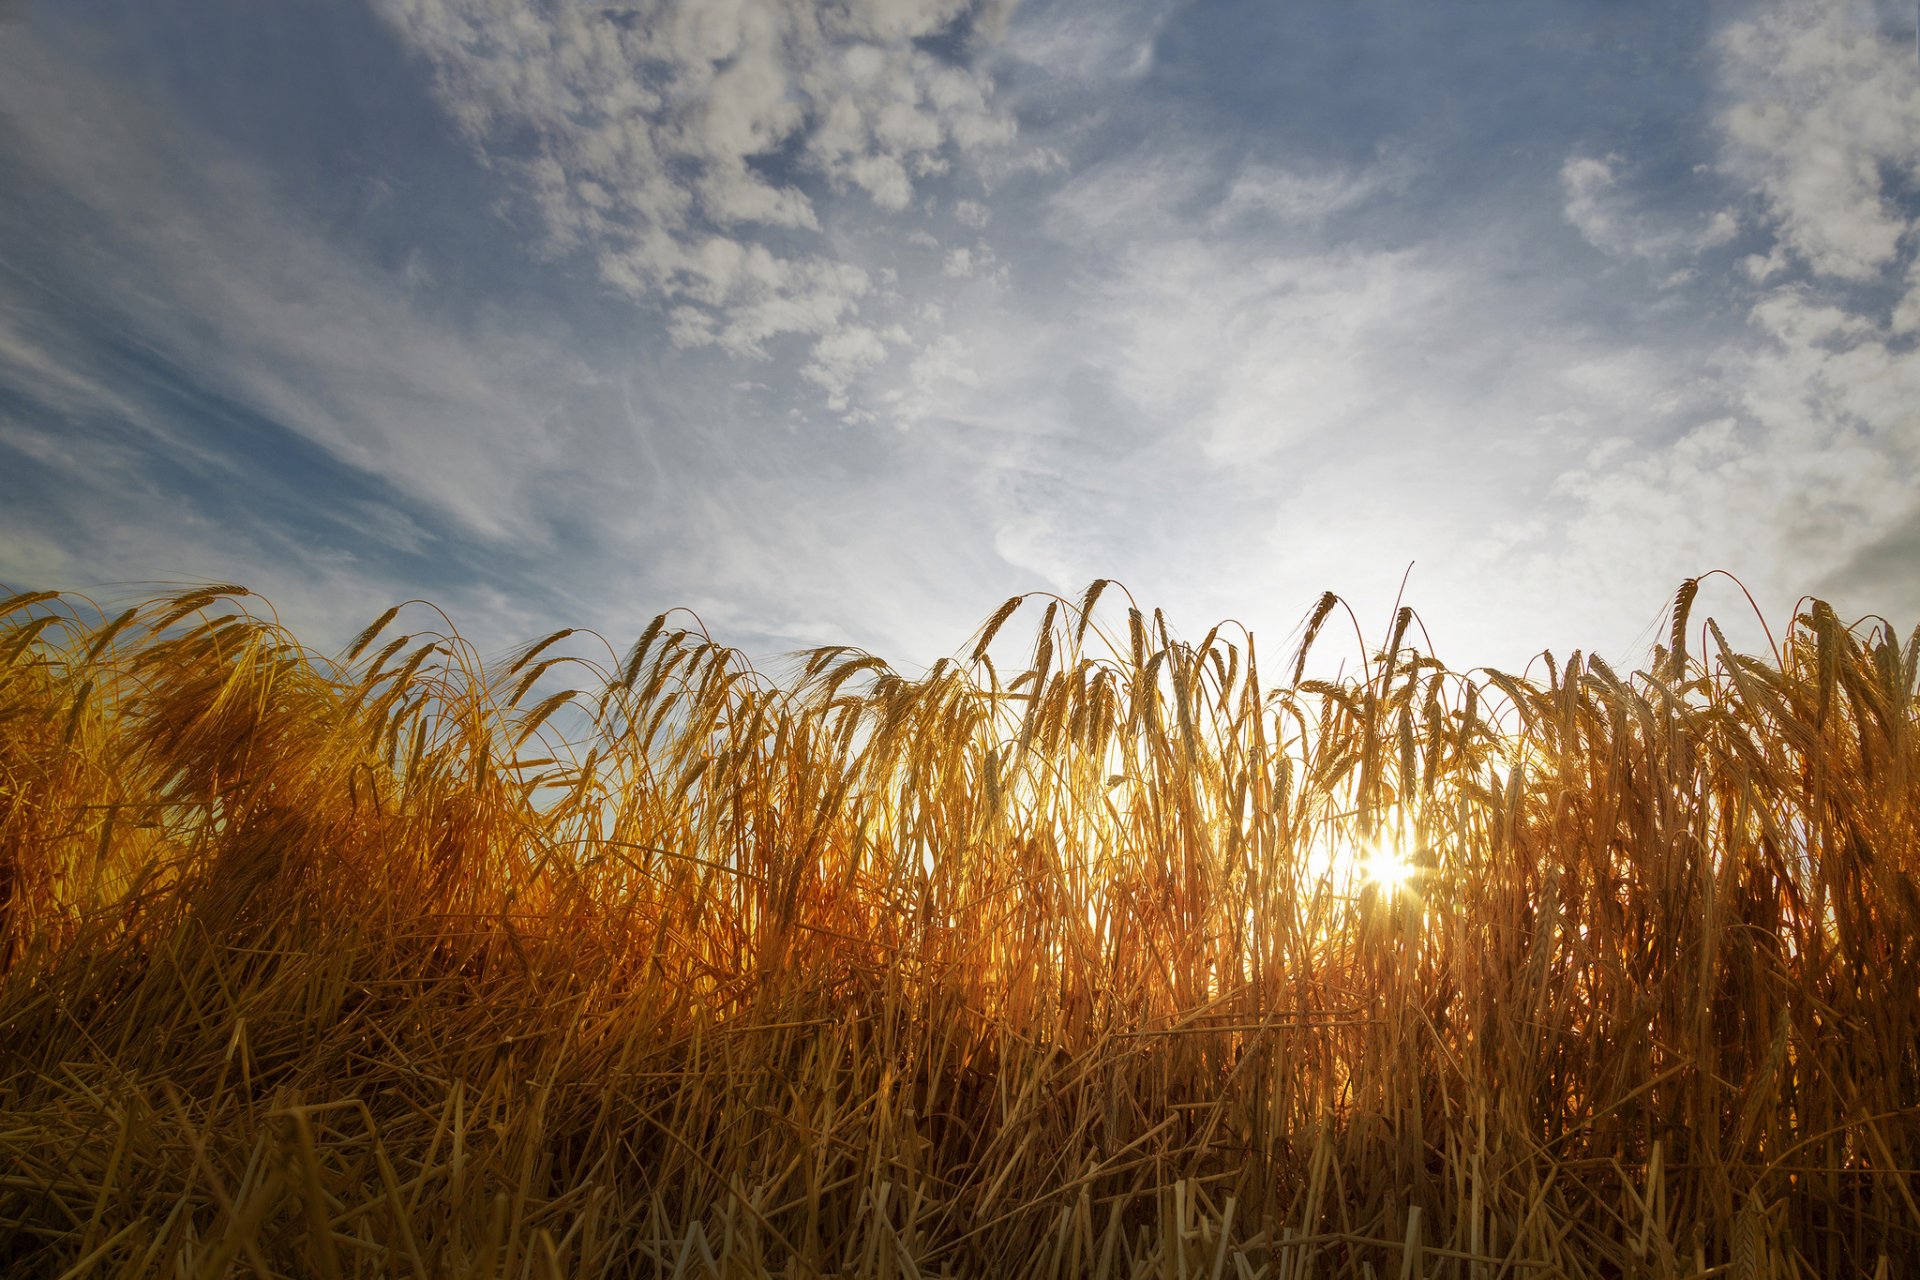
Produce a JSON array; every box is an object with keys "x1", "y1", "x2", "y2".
[
  {"x1": 0, "y1": 306, "x2": 144, "y2": 423},
  {"x1": 838, "y1": 140, "x2": 1711, "y2": 659},
  {"x1": 1710, "y1": 2, "x2": 1920, "y2": 611},
  {"x1": 801, "y1": 321, "x2": 906, "y2": 409},
  {"x1": 10, "y1": 0, "x2": 1917, "y2": 675},
  {"x1": 1834, "y1": 505, "x2": 1920, "y2": 609},
  {"x1": 1715, "y1": 0, "x2": 1920, "y2": 282},
  {"x1": 1004, "y1": 0, "x2": 1174, "y2": 83},
  {"x1": 0, "y1": 25, "x2": 676, "y2": 652},
  {"x1": 954, "y1": 198, "x2": 992, "y2": 228},
  {"x1": 1212, "y1": 162, "x2": 1396, "y2": 229},
  {"x1": 1537, "y1": 0, "x2": 1920, "y2": 633},
  {"x1": 1096, "y1": 240, "x2": 1458, "y2": 464},
  {"x1": 1043, "y1": 150, "x2": 1476, "y2": 468},
  {"x1": 1560, "y1": 154, "x2": 1653, "y2": 259},
  {"x1": 0, "y1": 8, "x2": 1057, "y2": 662},
  {"x1": 0, "y1": 33, "x2": 594, "y2": 545},
  {"x1": 1559, "y1": 153, "x2": 1741, "y2": 264},
  {"x1": 1018, "y1": 86, "x2": 1917, "y2": 661},
  {"x1": 372, "y1": 0, "x2": 1023, "y2": 404}
]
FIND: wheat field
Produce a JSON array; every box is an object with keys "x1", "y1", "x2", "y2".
[{"x1": 1, "y1": 580, "x2": 1915, "y2": 1278}]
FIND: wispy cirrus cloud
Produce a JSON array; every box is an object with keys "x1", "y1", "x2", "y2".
[
  {"x1": 0, "y1": 26, "x2": 636, "y2": 645},
  {"x1": 0, "y1": 33, "x2": 590, "y2": 547}
]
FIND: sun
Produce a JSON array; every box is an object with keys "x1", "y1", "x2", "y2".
[
  {"x1": 1296, "y1": 826, "x2": 1425, "y2": 897},
  {"x1": 1360, "y1": 840, "x2": 1420, "y2": 895}
]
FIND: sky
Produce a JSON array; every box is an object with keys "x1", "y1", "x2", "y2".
[{"x1": 0, "y1": 0, "x2": 1916, "y2": 672}]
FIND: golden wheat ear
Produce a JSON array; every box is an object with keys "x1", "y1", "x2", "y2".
[{"x1": 1, "y1": 582, "x2": 1913, "y2": 1277}]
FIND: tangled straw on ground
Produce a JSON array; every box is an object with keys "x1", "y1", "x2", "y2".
[{"x1": 1, "y1": 580, "x2": 1916, "y2": 1278}]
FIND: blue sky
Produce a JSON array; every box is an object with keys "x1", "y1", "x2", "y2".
[{"x1": 1, "y1": 0, "x2": 1916, "y2": 669}]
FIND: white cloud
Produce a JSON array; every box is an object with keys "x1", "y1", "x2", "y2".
[
  {"x1": 1006, "y1": 0, "x2": 1174, "y2": 82},
  {"x1": 801, "y1": 322, "x2": 905, "y2": 409},
  {"x1": 1711, "y1": 3, "x2": 1920, "y2": 612},
  {"x1": 1047, "y1": 152, "x2": 1469, "y2": 466},
  {"x1": 1559, "y1": 153, "x2": 1742, "y2": 264},
  {"x1": 1536, "y1": 0, "x2": 1920, "y2": 631},
  {"x1": 1701, "y1": 209, "x2": 1741, "y2": 249},
  {"x1": 821, "y1": 140, "x2": 1729, "y2": 661},
  {"x1": 1716, "y1": 0, "x2": 1920, "y2": 282},
  {"x1": 992, "y1": 510, "x2": 1092, "y2": 590},
  {"x1": 1046, "y1": 149, "x2": 1206, "y2": 237},
  {"x1": 1213, "y1": 162, "x2": 1394, "y2": 228},
  {"x1": 373, "y1": 0, "x2": 1022, "y2": 396},
  {"x1": 1094, "y1": 240, "x2": 1457, "y2": 463},
  {"x1": 954, "y1": 198, "x2": 992, "y2": 228},
  {"x1": 1560, "y1": 154, "x2": 1644, "y2": 258}
]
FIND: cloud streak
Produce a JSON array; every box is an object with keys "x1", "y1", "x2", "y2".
[{"x1": 0, "y1": 33, "x2": 592, "y2": 546}]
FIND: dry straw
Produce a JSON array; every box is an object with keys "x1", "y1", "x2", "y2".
[{"x1": 0, "y1": 578, "x2": 1915, "y2": 1277}]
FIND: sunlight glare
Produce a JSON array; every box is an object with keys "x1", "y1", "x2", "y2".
[
  {"x1": 1361, "y1": 841, "x2": 1419, "y2": 895},
  {"x1": 1297, "y1": 823, "x2": 1423, "y2": 898}
]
